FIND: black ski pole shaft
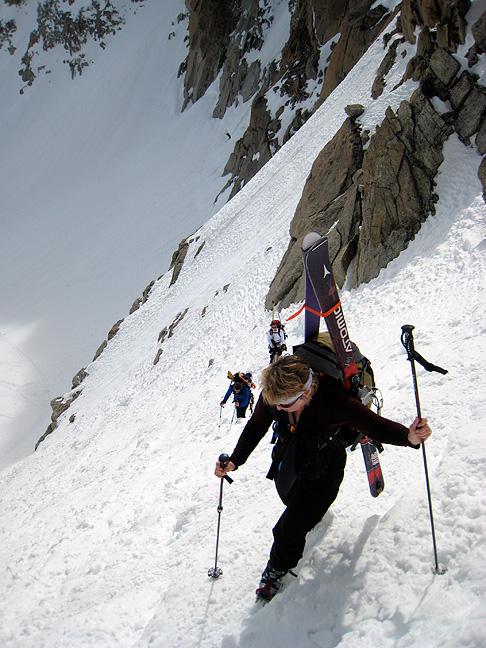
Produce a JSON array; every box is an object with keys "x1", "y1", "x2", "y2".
[
  {"x1": 208, "y1": 454, "x2": 233, "y2": 579},
  {"x1": 401, "y1": 325, "x2": 446, "y2": 575}
]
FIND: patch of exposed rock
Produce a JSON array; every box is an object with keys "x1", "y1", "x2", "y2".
[
  {"x1": 479, "y1": 156, "x2": 486, "y2": 201},
  {"x1": 153, "y1": 308, "x2": 190, "y2": 365},
  {"x1": 400, "y1": 0, "x2": 470, "y2": 51},
  {"x1": 266, "y1": 2, "x2": 486, "y2": 308},
  {"x1": 180, "y1": 1, "x2": 396, "y2": 202},
  {"x1": 372, "y1": 35, "x2": 403, "y2": 99},
  {"x1": 129, "y1": 280, "x2": 155, "y2": 315},
  {"x1": 169, "y1": 234, "x2": 203, "y2": 286},
  {"x1": 212, "y1": 0, "x2": 273, "y2": 118},
  {"x1": 35, "y1": 389, "x2": 81, "y2": 451},
  {"x1": 0, "y1": 17, "x2": 16, "y2": 53},
  {"x1": 265, "y1": 115, "x2": 364, "y2": 309},
  {"x1": 181, "y1": 0, "x2": 240, "y2": 109},
  {"x1": 218, "y1": 95, "x2": 279, "y2": 199},
  {"x1": 18, "y1": 0, "x2": 125, "y2": 86},
  {"x1": 353, "y1": 90, "x2": 452, "y2": 286},
  {"x1": 318, "y1": 1, "x2": 395, "y2": 104},
  {"x1": 220, "y1": 0, "x2": 395, "y2": 201}
]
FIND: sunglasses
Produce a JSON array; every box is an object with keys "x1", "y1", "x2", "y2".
[{"x1": 276, "y1": 392, "x2": 305, "y2": 409}]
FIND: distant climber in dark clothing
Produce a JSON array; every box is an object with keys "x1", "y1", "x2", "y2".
[
  {"x1": 214, "y1": 355, "x2": 432, "y2": 601},
  {"x1": 220, "y1": 374, "x2": 252, "y2": 418}
]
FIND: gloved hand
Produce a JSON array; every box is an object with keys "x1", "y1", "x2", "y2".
[{"x1": 220, "y1": 401, "x2": 225, "y2": 407}]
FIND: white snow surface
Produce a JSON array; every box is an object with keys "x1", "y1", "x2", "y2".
[
  {"x1": 0, "y1": 0, "x2": 256, "y2": 467},
  {"x1": 1, "y1": 6, "x2": 486, "y2": 648}
]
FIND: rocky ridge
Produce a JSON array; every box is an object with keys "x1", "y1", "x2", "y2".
[
  {"x1": 182, "y1": 0, "x2": 399, "y2": 199},
  {"x1": 265, "y1": 0, "x2": 485, "y2": 309}
]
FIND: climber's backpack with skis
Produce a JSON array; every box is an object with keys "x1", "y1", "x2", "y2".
[{"x1": 293, "y1": 331, "x2": 377, "y2": 409}]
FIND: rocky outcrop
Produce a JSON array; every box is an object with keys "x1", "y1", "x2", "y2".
[
  {"x1": 371, "y1": 36, "x2": 404, "y2": 99},
  {"x1": 266, "y1": 89, "x2": 453, "y2": 306},
  {"x1": 0, "y1": 17, "x2": 16, "y2": 54},
  {"x1": 180, "y1": 1, "x2": 396, "y2": 202},
  {"x1": 479, "y1": 156, "x2": 486, "y2": 201},
  {"x1": 169, "y1": 238, "x2": 191, "y2": 286},
  {"x1": 265, "y1": 115, "x2": 364, "y2": 309},
  {"x1": 181, "y1": 0, "x2": 240, "y2": 109},
  {"x1": 266, "y1": 2, "x2": 486, "y2": 308},
  {"x1": 353, "y1": 90, "x2": 452, "y2": 286},
  {"x1": 72, "y1": 367, "x2": 88, "y2": 389},
  {"x1": 35, "y1": 389, "x2": 81, "y2": 451},
  {"x1": 468, "y1": 10, "x2": 486, "y2": 64},
  {"x1": 18, "y1": 0, "x2": 125, "y2": 86},
  {"x1": 319, "y1": 1, "x2": 395, "y2": 103},
  {"x1": 153, "y1": 308, "x2": 189, "y2": 365},
  {"x1": 129, "y1": 280, "x2": 155, "y2": 314},
  {"x1": 277, "y1": 0, "x2": 322, "y2": 107},
  {"x1": 218, "y1": 96, "x2": 279, "y2": 199},
  {"x1": 169, "y1": 234, "x2": 202, "y2": 286},
  {"x1": 400, "y1": 0, "x2": 470, "y2": 50},
  {"x1": 212, "y1": 0, "x2": 272, "y2": 118}
]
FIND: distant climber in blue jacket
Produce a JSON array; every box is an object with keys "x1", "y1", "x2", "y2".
[{"x1": 220, "y1": 372, "x2": 254, "y2": 418}]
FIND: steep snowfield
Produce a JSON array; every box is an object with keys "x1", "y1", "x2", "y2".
[
  {"x1": 1, "y1": 10, "x2": 485, "y2": 648},
  {"x1": 0, "y1": 0, "x2": 287, "y2": 466}
]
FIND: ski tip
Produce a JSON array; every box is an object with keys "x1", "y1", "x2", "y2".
[{"x1": 302, "y1": 232, "x2": 323, "y2": 252}]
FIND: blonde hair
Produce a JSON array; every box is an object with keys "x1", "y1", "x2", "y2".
[{"x1": 260, "y1": 355, "x2": 317, "y2": 406}]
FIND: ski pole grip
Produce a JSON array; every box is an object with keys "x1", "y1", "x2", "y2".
[
  {"x1": 218, "y1": 453, "x2": 233, "y2": 484},
  {"x1": 401, "y1": 324, "x2": 415, "y2": 338},
  {"x1": 401, "y1": 324, "x2": 415, "y2": 359}
]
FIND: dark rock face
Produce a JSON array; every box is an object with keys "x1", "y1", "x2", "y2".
[
  {"x1": 265, "y1": 117, "x2": 364, "y2": 309},
  {"x1": 218, "y1": 96, "x2": 278, "y2": 200},
  {"x1": 454, "y1": 85, "x2": 486, "y2": 141},
  {"x1": 72, "y1": 368, "x2": 88, "y2": 389},
  {"x1": 182, "y1": 0, "x2": 240, "y2": 109},
  {"x1": 353, "y1": 90, "x2": 452, "y2": 286},
  {"x1": 153, "y1": 308, "x2": 189, "y2": 364},
  {"x1": 278, "y1": 0, "x2": 322, "y2": 107},
  {"x1": 266, "y1": 0, "x2": 485, "y2": 308},
  {"x1": 400, "y1": 0, "x2": 470, "y2": 50},
  {"x1": 372, "y1": 36, "x2": 402, "y2": 99},
  {"x1": 169, "y1": 234, "x2": 203, "y2": 286},
  {"x1": 479, "y1": 156, "x2": 486, "y2": 201},
  {"x1": 181, "y1": 0, "x2": 395, "y2": 202},
  {"x1": 0, "y1": 17, "x2": 17, "y2": 53},
  {"x1": 266, "y1": 86, "x2": 453, "y2": 304},
  {"x1": 18, "y1": 0, "x2": 125, "y2": 85},
  {"x1": 318, "y1": 1, "x2": 394, "y2": 103},
  {"x1": 477, "y1": 116, "x2": 486, "y2": 155},
  {"x1": 472, "y1": 11, "x2": 486, "y2": 52},
  {"x1": 212, "y1": 0, "x2": 271, "y2": 118}
]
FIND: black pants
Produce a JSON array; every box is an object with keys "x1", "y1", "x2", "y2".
[
  {"x1": 269, "y1": 348, "x2": 283, "y2": 364},
  {"x1": 235, "y1": 405, "x2": 248, "y2": 418},
  {"x1": 269, "y1": 468, "x2": 344, "y2": 571}
]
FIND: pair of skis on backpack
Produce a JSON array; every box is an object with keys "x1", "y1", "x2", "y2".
[{"x1": 296, "y1": 232, "x2": 384, "y2": 498}]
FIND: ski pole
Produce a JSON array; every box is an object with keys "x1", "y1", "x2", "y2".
[
  {"x1": 208, "y1": 453, "x2": 233, "y2": 579},
  {"x1": 218, "y1": 406, "x2": 223, "y2": 431},
  {"x1": 401, "y1": 325, "x2": 448, "y2": 575}
]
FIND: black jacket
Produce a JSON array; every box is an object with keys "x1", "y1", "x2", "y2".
[{"x1": 229, "y1": 376, "x2": 415, "y2": 495}]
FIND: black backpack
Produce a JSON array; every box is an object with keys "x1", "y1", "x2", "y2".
[{"x1": 293, "y1": 331, "x2": 380, "y2": 411}]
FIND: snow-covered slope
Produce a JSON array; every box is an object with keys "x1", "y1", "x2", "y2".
[
  {"x1": 0, "y1": 0, "x2": 259, "y2": 467},
  {"x1": 1, "y1": 14, "x2": 485, "y2": 647}
]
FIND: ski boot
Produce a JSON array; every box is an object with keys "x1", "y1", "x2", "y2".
[{"x1": 255, "y1": 563, "x2": 288, "y2": 602}]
